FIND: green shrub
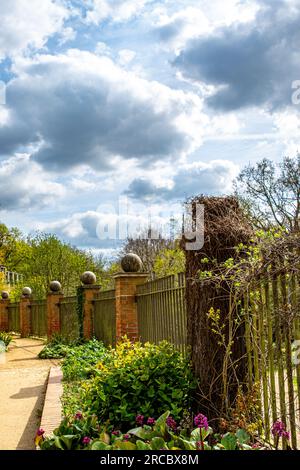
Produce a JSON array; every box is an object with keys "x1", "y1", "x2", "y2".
[
  {"x1": 38, "y1": 333, "x2": 80, "y2": 359},
  {"x1": 0, "y1": 332, "x2": 13, "y2": 349},
  {"x1": 81, "y1": 339, "x2": 196, "y2": 429},
  {"x1": 62, "y1": 339, "x2": 108, "y2": 382}
]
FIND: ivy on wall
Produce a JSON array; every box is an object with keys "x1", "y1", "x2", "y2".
[{"x1": 76, "y1": 286, "x2": 85, "y2": 340}]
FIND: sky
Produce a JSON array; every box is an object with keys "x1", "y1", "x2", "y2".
[{"x1": 0, "y1": 0, "x2": 300, "y2": 257}]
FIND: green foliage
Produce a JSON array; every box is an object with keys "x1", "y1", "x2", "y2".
[
  {"x1": 81, "y1": 338, "x2": 196, "y2": 429},
  {"x1": 39, "y1": 411, "x2": 259, "y2": 451},
  {"x1": 76, "y1": 286, "x2": 85, "y2": 340},
  {"x1": 153, "y1": 246, "x2": 185, "y2": 278},
  {"x1": 62, "y1": 338, "x2": 108, "y2": 382},
  {"x1": 0, "y1": 228, "x2": 107, "y2": 300},
  {"x1": 0, "y1": 332, "x2": 13, "y2": 349},
  {"x1": 38, "y1": 334, "x2": 76, "y2": 359}
]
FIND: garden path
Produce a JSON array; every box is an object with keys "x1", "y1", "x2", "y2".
[{"x1": 0, "y1": 337, "x2": 58, "y2": 450}]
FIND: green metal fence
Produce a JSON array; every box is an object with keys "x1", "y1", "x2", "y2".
[
  {"x1": 59, "y1": 296, "x2": 79, "y2": 341},
  {"x1": 93, "y1": 290, "x2": 116, "y2": 347},
  {"x1": 7, "y1": 302, "x2": 20, "y2": 333},
  {"x1": 30, "y1": 300, "x2": 47, "y2": 337},
  {"x1": 244, "y1": 270, "x2": 300, "y2": 449},
  {"x1": 136, "y1": 273, "x2": 187, "y2": 354}
]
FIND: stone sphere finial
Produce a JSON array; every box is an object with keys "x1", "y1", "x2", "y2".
[
  {"x1": 121, "y1": 253, "x2": 143, "y2": 273},
  {"x1": 1, "y1": 291, "x2": 9, "y2": 300},
  {"x1": 49, "y1": 280, "x2": 62, "y2": 293},
  {"x1": 22, "y1": 286, "x2": 32, "y2": 297},
  {"x1": 80, "y1": 271, "x2": 97, "y2": 285}
]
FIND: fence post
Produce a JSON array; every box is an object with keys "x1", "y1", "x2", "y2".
[
  {"x1": 0, "y1": 291, "x2": 10, "y2": 332},
  {"x1": 20, "y1": 287, "x2": 32, "y2": 337},
  {"x1": 47, "y1": 281, "x2": 63, "y2": 339},
  {"x1": 81, "y1": 272, "x2": 100, "y2": 340},
  {"x1": 114, "y1": 254, "x2": 148, "y2": 342}
]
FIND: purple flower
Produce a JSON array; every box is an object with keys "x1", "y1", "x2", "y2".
[
  {"x1": 36, "y1": 428, "x2": 45, "y2": 436},
  {"x1": 166, "y1": 416, "x2": 177, "y2": 431},
  {"x1": 271, "y1": 421, "x2": 290, "y2": 439},
  {"x1": 147, "y1": 417, "x2": 156, "y2": 426},
  {"x1": 123, "y1": 434, "x2": 130, "y2": 441},
  {"x1": 75, "y1": 412, "x2": 83, "y2": 420},
  {"x1": 136, "y1": 414, "x2": 144, "y2": 426},
  {"x1": 82, "y1": 436, "x2": 91, "y2": 445},
  {"x1": 112, "y1": 430, "x2": 120, "y2": 436},
  {"x1": 194, "y1": 413, "x2": 209, "y2": 430}
]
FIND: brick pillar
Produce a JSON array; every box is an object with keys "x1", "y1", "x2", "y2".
[
  {"x1": 82, "y1": 285, "x2": 100, "y2": 339},
  {"x1": 0, "y1": 298, "x2": 10, "y2": 332},
  {"x1": 114, "y1": 272, "x2": 148, "y2": 342},
  {"x1": 20, "y1": 296, "x2": 31, "y2": 337},
  {"x1": 47, "y1": 292, "x2": 64, "y2": 338}
]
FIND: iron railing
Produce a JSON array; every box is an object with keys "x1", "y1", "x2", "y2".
[
  {"x1": 136, "y1": 273, "x2": 187, "y2": 354},
  {"x1": 59, "y1": 296, "x2": 79, "y2": 341},
  {"x1": 93, "y1": 290, "x2": 116, "y2": 347},
  {"x1": 7, "y1": 302, "x2": 20, "y2": 333}
]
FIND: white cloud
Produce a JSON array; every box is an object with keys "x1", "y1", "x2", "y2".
[
  {"x1": 0, "y1": 154, "x2": 65, "y2": 210},
  {"x1": 125, "y1": 159, "x2": 239, "y2": 201},
  {"x1": 0, "y1": 0, "x2": 70, "y2": 60},
  {"x1": 86, "y1": 0, "x2": 151, "y2": 25},
  {"x1": 1, "y1": 49, "x2": 207, "y2": 171},
  {"x1": 118, "y1": 49, "x2": 136, "y2": 66}
]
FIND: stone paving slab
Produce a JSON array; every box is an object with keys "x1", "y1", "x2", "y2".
[{"x1": 40, "y1": 366, "x2": 63, "y2": 437}]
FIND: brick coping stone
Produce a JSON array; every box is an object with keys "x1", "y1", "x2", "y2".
[{"x1": 40, "y1": 366, "x2": 63, "y2": 439}]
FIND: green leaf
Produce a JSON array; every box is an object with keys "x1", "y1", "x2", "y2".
[
  {"x1": 153, "y1": 411, "x2": 170, "y2": 436},
  {"x1": 91, "y1": 441, "x2": 110, "y2": 450},
  {"x1": 150, "y1": 437, "x2": 167, "y2": 450},
  {"x1": 99, "y1": 431, "x2": 110, "y2": 445},
  {"x1": 221, "y1": 433, "x2": 238, "y2": 450},
  {"x1": 191, "y1": 426, "x2": 212, "y2": 442},
  {"x1": 127, "y1": 427, "x2": 155, "y2": 440},
  {"x1": 175, "y1": 437, "x2": 196, "y2": 450},
  {"x1": 236, "y1": 429, "x2": 250, "y2": 445},
  {"x1": 114, "y1": 441, "x2": 137, "y2": 450},
  {"x1": 136, "y1": 440, "x2": 151, "y2": 450}
]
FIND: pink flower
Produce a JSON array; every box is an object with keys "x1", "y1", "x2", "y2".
[
  {"x1": 136, "y1": 414, "x2": 144, "y2": 426},
  {"x1": 166, "y1": 416, "x2": 177, "y2": 431},
  {"x1": 75, "y1": 412, "x2": 83, "y2": 420},
  {"x1": 194, "y1": 413, "x2": 209, "y2": 430},
  {"x1": 36, "y1": 428, "x2": 45, "y2": 436},
  {"x1": 123, "y1": 434, "x2": 130, "y2": 441},
  {"x1": 147, "y1": 417, "x2": 156, "y2": 426},
  {"x1": 271, "y1": 421, "x2": 290, "y2": 439},
  {"x1": 82, "y1": 436, "x2": 91, "y2": 445}
]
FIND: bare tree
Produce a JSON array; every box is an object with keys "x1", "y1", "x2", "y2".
[
  {"x1": 120, "y1": 228, "x2": 176, "y2": 277},
  {"x1": 235, "y1": 155, "x2": 300, "y2": 232}
]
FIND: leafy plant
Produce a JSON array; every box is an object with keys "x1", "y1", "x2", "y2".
[
  {"x1": 62, "y1": 338, "x2": 108, "y2": 382},
  {"x1": 39, "y1": 411, "x2": 262, "y2": 451},
  {"x1": 38, "y1": 334, "x2": 76, "y2": 359},
  {"x1": 80, "y1": 338, "x2": 196, "y2": 429},
  {"x1": 0, "y1": 331, "x2": 13, "y2": 349}
]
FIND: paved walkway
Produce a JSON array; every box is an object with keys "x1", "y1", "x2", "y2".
[{"x1": 0, "y1": 337, "x2": 59, "y2": 450}]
